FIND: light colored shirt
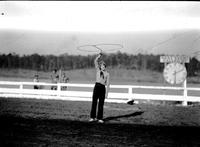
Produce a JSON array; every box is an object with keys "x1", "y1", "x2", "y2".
[
  {"x1": 96, "y1": 70, "x2": 109, "y2": 85},
  {"x1": 51, "y1": 73, "x2": 59, "y2": 83},
  {"x1": 33, "y1": 78, "x2": 39, "y2": 82},
  {"x1": 94, "y1": 55, "x2": 109, "y2": 85},
  {"x1": 61, "y1": 75, "x2": 69, "y2": 83}
]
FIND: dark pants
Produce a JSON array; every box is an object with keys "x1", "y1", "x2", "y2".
[
  {"x1": 90, "y1": 82, "x2": 106, "y2": 120},
  {"x1": 51, "y1": 86, "x2": 57, "y2": 90},
  {"x1": 34, "y1": 85, "x2": 39, "y2": 89}
]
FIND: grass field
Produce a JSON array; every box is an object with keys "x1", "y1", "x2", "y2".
[
  {"x1": 0, "y1": 68, "x2": 163, "y2": 84},
  {"x1": 0, "y1": 97, "x2": 200, "y2": 146},
  {"x1": 1, "y1": 68, "x2": 200, "y2": 104},
  {"x1": 0, "y1": 69, "x2": 200, "y2": 147},
  {"x1": 0, "y1": 68, "x2": 200, "y2": 85},
  {"x1": 1, "y1": 68, "x2": 200, "y2": 146}
]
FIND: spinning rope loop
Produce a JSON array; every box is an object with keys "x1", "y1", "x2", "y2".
[
  {"x1": 77, "y1": 43, "x2": 123, "y2": 54},
  {"x1": 191, "y1": 51, "x2": 200, "y2": 62}
]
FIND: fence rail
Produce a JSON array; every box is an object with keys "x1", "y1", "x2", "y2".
[{"x1": 0, "y1": 81, "x2": 200, "y2": 105}]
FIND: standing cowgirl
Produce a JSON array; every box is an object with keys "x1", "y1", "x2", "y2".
[{"x1": 89, "y1": 52, "x2": 110, "y2": 123}]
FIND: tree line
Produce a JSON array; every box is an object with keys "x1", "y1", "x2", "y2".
[{"x1": 0, "y1": 52, "x2": 199, "y2": 76}]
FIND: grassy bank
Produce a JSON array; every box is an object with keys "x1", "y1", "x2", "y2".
[
  {"x1": 0, "y1": 68, "x2": 163, "y2": 84},
  {"x1": 0, "y1": 98, "x2": 200, "y2": 146},
  {"x1": 0, "y1": 68, "x2": 199, "y2": 86}
]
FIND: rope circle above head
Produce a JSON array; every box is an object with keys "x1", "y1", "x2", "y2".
[
  {"x1": 191, "y1": 50, "x2": 200, "y2": 62},
  {"x1": 77, "y1": 43, "x2": 123, "y2": 53}
]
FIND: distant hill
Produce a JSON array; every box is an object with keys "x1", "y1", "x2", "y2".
[{"x1": 0, "y1": 29, "x2": 200, "y2": 56}]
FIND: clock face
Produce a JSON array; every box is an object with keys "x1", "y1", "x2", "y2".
[{"x1": 163, "y1": 63, "x2": 187, "y2": 85}]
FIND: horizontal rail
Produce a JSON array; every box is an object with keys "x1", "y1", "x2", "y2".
[
  {"x1": 1, "y1": 81, "x2": 200, "y2": 90},
  {"x1": 0, "y1": 81, "x2": 200, "y2": 104},
  {"x1": 0, "y1": 89, "x2": 199, "y2": 102}
]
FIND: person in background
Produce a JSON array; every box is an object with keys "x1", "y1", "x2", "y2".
[
  {"x1": 51, "y1": 69, "x2": 59, "y2": 90},
  {"x1": 33, "y1": 74, "x2": 40, "y2": 89},
  {"x1": 89, "y1": 52, "x2": 110, "y2": 123},
  {"x1": 61, "y1": 72, "x2": 69, "y2": 90}
]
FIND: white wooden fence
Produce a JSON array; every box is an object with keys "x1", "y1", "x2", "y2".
[{"x1": 0, "y1": 81, "x2": 200, "y2": 105}]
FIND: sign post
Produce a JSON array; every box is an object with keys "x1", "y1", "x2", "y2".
[
  {"x1": 160, "y1": 55, "x2": 190, "y2": 63},
  {"x1": 160, "y1": 55, "x2": 189, "y2": 106}
]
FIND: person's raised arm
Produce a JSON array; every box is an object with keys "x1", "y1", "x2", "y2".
[
  {"x1": 94, "y1": 52, "x2": 102, "y2": 69},
  {"x1": 105, "y1": 73, "x2": 110, "y2": 99}
]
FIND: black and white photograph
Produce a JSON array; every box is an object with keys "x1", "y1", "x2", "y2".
[{"x1": 0, "y1": 1, "x2": 200, "y2": 146}]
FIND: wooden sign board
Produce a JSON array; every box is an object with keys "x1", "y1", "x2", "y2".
[{"x1": 160, "y1": 55, "x2": 190, "y2": 63}]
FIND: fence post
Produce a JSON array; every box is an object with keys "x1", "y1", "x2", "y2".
[
  {"x1": 19, "y1": 83, "x2": 23, "y2": 97},
  {"x1": 182, "y1": 79, "x2": 188, "y2": 106},
  {"x1": 128, "y1": 87, "x2": 133, "y2": 100},
  {"x1": 57, "y1": 83, "x2": 61, "y2": 98}
]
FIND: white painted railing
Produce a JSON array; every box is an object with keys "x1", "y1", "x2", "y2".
[{"x1": 0, "y1": 81, "x2": 200, "y2": 105}]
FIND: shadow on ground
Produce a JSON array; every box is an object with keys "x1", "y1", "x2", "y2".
[
  {"x1": 104, "y1": 111, "x2": 144, "y2": 122},
  {"x1": 0, "y1": 114, "x2": 200, "y2": 147},
  {"x1": 1, "y1": 98, "x2": 200, "y2": 146}
]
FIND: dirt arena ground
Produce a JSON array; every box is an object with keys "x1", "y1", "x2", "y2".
[{"x1": 0, "y1": 97, "x2": 200, "y2": 147}]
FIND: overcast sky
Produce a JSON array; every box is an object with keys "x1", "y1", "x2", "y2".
[
  {"x1": 1, "y1": 1, "x2": 200, "y2": 55},
  {"x1": 1, "y1": 1, "x2": 200, "y2": 32}
]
